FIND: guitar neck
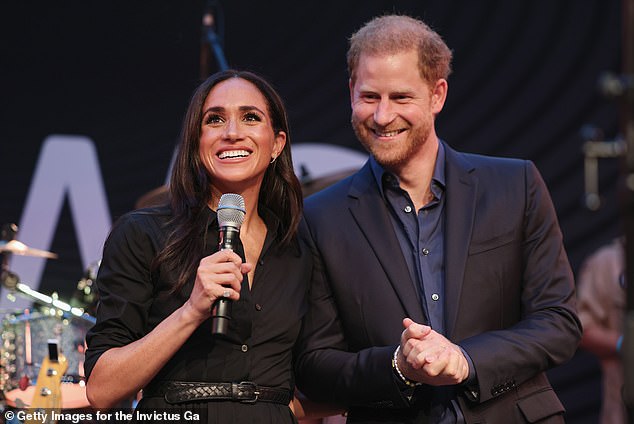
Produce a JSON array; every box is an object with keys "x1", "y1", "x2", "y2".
[{"x1": 24, "y1": 341, "x2": 68, "y2": 424}]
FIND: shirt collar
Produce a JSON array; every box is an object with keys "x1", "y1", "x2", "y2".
[
  {"x1": 205, "y1": 203, "x2": 281, "y2": 238},
  {"x1": 369, "y1": 140, "x2": 446, "y2": 195}
]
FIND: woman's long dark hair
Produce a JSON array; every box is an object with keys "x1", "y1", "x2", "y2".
[{"x1": 154, "y1": 70, "x2": 303, "y2": 293}]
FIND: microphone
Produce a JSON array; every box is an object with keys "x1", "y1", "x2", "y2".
[{"x1": 211, "y1": 193, "x2": 246, "y2": 335}]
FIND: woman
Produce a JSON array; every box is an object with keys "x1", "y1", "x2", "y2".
[{"x1": 85, "y1": 70, "x2": 309, "y2": 423}]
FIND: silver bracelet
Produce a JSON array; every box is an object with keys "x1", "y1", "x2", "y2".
[{"x1": 392, "y1": 346, "x2": 421, "y2": 387}]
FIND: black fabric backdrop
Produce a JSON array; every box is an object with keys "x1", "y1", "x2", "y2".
[{"x1": 0, "y1": 1, "x2": 625, "y2": 422}]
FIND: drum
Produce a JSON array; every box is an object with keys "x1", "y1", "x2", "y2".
[{"x1": 0, "y1": 311, "x2": 94, "y2": 409}]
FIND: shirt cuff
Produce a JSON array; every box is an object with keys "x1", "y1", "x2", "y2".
[{"x1": 459, "y1": 346, "x2": 479, "y2": 402}]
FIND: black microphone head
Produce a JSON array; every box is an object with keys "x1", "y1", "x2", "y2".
[{"x1": 217, "y1": 193, "x2": 246, "y2": 229}]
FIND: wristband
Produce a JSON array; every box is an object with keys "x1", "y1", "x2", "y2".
[{"x1": 392, "y1": 346, "x2": 421, "y2": 387}]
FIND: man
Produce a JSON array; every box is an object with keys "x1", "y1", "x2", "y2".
[{"x1": 296, "y1": 15, "x2": 582, "y2": 423}]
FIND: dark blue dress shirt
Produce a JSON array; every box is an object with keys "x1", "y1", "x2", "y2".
[{"x1": 369, "y1": 142, "x2": 465, "y2": 424}]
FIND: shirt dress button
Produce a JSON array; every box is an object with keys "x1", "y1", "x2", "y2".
[
  {"x1": 431, "y1": 293, "x2": 439, "y2": 301},
  {"x1": 255, "y1": 304, "x2": 262, "y2": 311},
  {"x1": 241, "y1": 344, "x2": 248, "y2": 352}
]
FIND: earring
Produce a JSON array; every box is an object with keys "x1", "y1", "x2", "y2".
[{"x1": 270, "y1": 156, "x2": 277, "y2": 164}]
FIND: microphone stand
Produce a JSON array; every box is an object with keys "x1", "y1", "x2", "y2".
[
  {"x1": 581, "y1": 126, "x2": 625, "y2": 210},
  {"x1": 200, "y1": 0, "x2": 228, "y2": 78}
]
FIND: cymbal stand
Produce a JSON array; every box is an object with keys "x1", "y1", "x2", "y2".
[{"x1": 0, "y1": 224, "x2": 18, "y2": 290}]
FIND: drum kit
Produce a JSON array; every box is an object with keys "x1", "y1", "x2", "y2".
[{"x1": 0, "y1": 224, "x2": 97, "y2": 412}]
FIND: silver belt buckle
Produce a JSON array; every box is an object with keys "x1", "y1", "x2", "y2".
[{"x1": 235, "y1": 381, "x2": 259, "y2": 403}]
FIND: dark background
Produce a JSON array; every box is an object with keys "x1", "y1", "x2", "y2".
[{"x1": 0, "y1": 1, "x2": 626, "y2": 421}]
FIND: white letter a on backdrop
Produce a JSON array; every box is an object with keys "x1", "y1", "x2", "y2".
[{"x1": 1, "y1": 135, "x2": 112, "y2": 310}]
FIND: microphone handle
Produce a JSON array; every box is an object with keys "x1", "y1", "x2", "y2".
[
  {"x1": 211, "y1": 298, "x2": 231, "y2": 335},
  {"x1": 211, "y1": 226, "x2": 240, "y2": 335}
]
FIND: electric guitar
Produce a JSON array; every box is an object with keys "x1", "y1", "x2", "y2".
[{"x1": 25, "y1": 340, "x2": 67, "y2": 424}]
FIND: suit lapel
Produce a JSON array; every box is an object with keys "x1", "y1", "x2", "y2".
[
  {"x1": 443, "y1": 145, "x2": 477, "y2": 338},
  {"x1": 347, "y1": 163, "x2": 426, "y2": 323}
]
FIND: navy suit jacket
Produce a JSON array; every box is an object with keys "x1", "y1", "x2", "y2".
[{"x1": 296, "y1": 143, "x2": 582, "y2": 423}]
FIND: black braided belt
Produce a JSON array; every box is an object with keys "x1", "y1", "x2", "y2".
[{"x1": 143, "y1": 381, "x2": 292, "y2": 405}]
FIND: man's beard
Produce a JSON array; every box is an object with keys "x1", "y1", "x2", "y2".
[{"x1": 352, "y1": 114, "x2": 431, "y2": 171}]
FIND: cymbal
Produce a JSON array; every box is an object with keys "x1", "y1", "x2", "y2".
[
  {"x1": 0, "y1": 240, "x2": 58, "y2": 259},
  {"x1": 301, "y1": 168, "x2": 358, "y2": 197}
]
